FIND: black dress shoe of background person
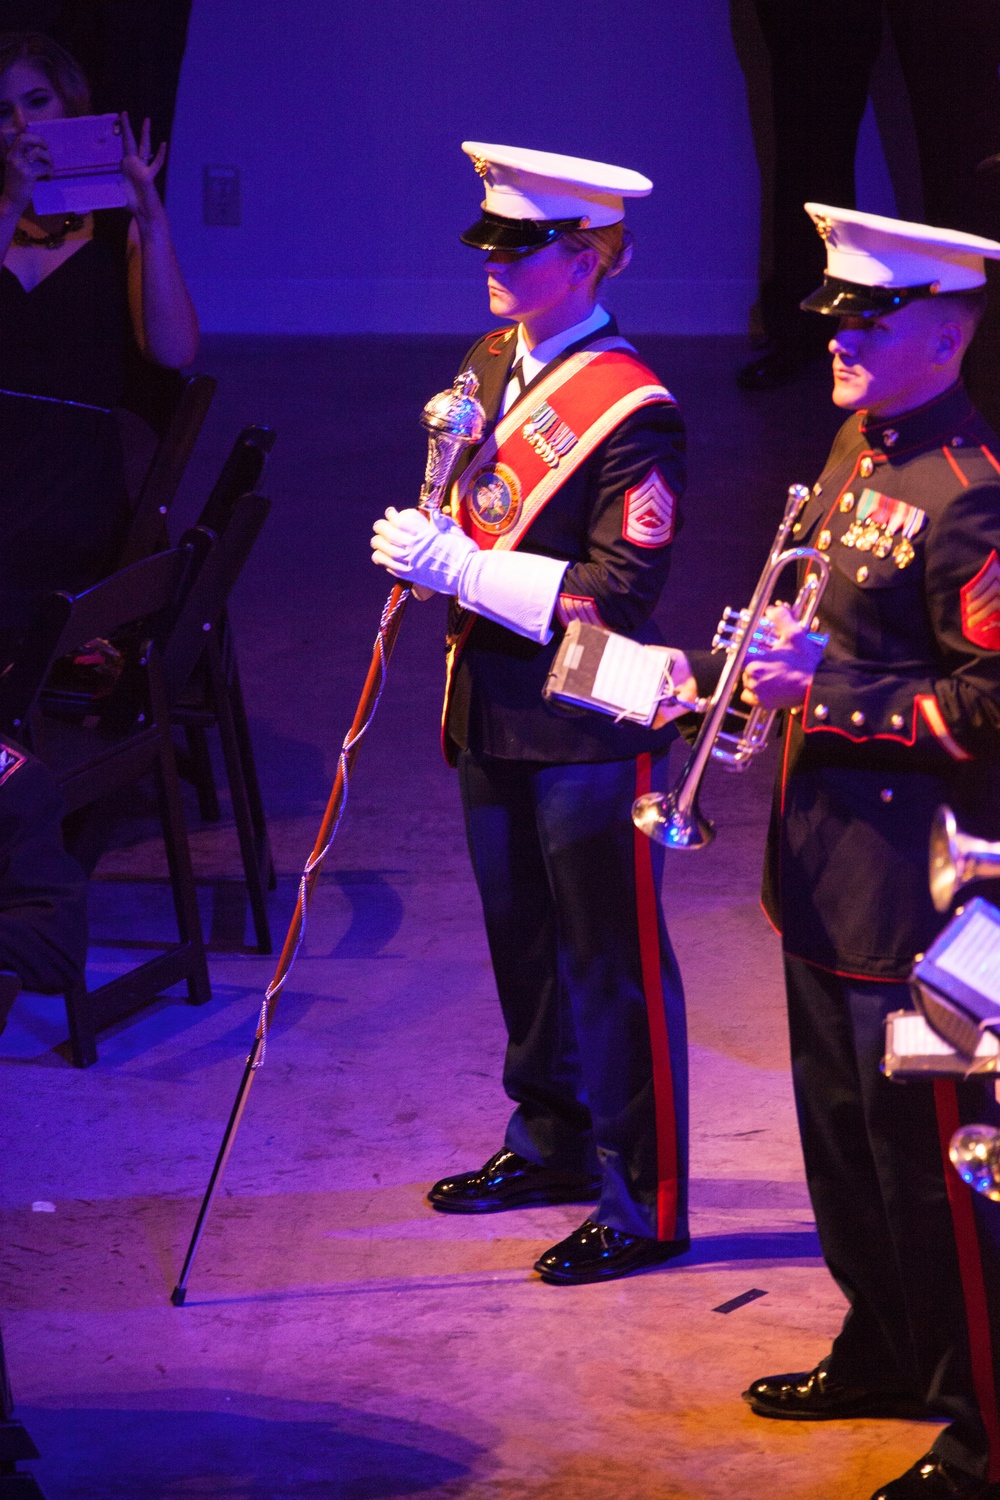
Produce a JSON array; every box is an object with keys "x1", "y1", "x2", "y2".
[
  {"x1": 736, "y1": 338, "x2": 826, "y2": 392},
  {"x1": 427, "y1": 1148, "x2": 601, "y2": 1214},
  {"x1": 743, "y1": 1363, "x2": 932, "y2": 1422},
  {"x1": 533, "y1": 1217, "x2": 691, "y2": 1285},
  {"x1": 871, "y1": 1452, "x2": 1000, "y2": 1500}
]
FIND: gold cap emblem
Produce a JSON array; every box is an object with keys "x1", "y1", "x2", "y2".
[{"x1": 472, "y1": 155, "x2": 489, "y2": 179}]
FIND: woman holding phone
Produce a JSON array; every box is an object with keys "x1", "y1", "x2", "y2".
[{"x1": 0, "y1": 30, "x2": 198, "y2": 643}]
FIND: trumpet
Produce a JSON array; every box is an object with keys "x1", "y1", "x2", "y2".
[
  {"x1": 929, "y1": 805, "x2": 1000, "y2": 913},
  {"x1": 949, "y1": 1125, "x2": 1000, "y2": 1201},
  {"x1": 632, "y1": 483, "x2": 830, "y2": 850}
]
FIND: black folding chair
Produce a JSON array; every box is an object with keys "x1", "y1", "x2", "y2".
[
  {"x1": 169, "y1": 426, "x2": 277, "y2": 951},
  {"x1": 166, "y1": 493, "x2": 275, "y2": 952},
  {"x1": 116, "y1": 370, "x2": 217, "y2": 568},
  {"x1": 0, "y1": 547, "x2": 213, "y2": 1066}
]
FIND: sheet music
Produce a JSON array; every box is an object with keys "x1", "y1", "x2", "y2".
[
  {"x1": 591, "y1": 637, "x2": 669, "y2": 719},
  {"x1": 889, "y1": 1013, "x2": 1000, "y2": 1058},
  {"x1": 936, "y1": 909, "x2": 1000, "y2": 1005}
]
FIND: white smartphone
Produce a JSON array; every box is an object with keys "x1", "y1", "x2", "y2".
[{"x1": 31, "y1": 113, "x2": 126, "y2": 215}]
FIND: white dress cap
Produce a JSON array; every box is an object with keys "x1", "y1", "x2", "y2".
[
  {"x1": 462, "y1": 142, "x2": 652, "y2": 230},
  {"x1": 801, "y1": 202, "x2": 1000, "y2": 317}
]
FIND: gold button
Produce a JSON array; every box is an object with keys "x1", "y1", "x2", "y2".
[
  {"x1": 792, "y1": 522, "x2": 802, "y2": 534},
  {"x1": 813, "y1": 703, "x2": 829, "y2": 720},
  {"x1": 813, "y1": 482, "x2": 823, "y2": 496},
  {"x1": 860, "y1": 457, "x2": 874, "y2": 478},
  {"x1": 840, "y1": 492, "x2": 855, "y2": 512},
  {"x1": 851, "y1": 710, "x2": 865, "y2": 726},
  {"x1": 880, "y1": 788, "x2": 894, "y2": 803},
  {"x1": 857, "y1": 565, "x2": 869, "y2": 582},
  {"x1": 817, "y1": 530, "x2": 831, "y2": 550},
  {"x1": 891, "y1": 713, "x2": 904, "y2": 729}
]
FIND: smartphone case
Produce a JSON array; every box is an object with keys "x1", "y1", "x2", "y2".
[{"x1": 32, "y1": 113, "x2": 126, "y2": 215}]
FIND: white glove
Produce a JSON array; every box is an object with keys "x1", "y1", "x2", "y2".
[
  {"x1": 370, "y1": 506, "x2": 567, "y2": 644},
  {"x1": 457, "y1": 548, "x2": 567, "y2": 644},
  {"x1": 371, "y1": 506, "x2": 476, "y2": 595}
]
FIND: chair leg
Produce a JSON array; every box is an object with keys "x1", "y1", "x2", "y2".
[
  {"x1": 224, "y1": 639, "x2": 276, "y2": 890},
  {"x1": 64, "y1": 979, "x2": 97, "y2": 1067},
  {"x1": 153, "y1": 730, "x2": 212, "y2": 1005},
  {"x1": 208, "y1": 642, "x2": 272, "y2": 952},
  {"x1": 184, "y1": 725, "x2": 221, "y2": 822}
]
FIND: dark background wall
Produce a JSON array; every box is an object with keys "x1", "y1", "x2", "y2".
[
  {"x1": 0, "y1": 0, "x2": 907, "y2": 334},
  {"x1": 164, "y1": 0, "x2": 902, "y2": 334}
]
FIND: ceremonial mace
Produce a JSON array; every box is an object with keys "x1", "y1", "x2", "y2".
[{"x1": 170, "y1": 371, "x2": 485, "y2": 1305}]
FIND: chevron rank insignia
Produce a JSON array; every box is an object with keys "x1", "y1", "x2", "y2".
[
  {"x1": 0, "y1": 743, "x2": 25, "y2": 788},
  {"x1": 961, "y1": 549, "x2": 1000, "y2": 650},
  {"x1": 623, "y1": 468, "x2": 675, "y2": 548}
]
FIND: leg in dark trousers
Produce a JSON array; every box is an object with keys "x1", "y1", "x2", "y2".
[
  {"x1": 886, "y1": 0, "x2": 1000, "y2": 431},
  {"x1": 785, "y1": 954, "x2": 1000, "y2": 1479},
  {"x1": 751, "y1": 0, "x2": 882, "y2": 351},
  {"x1": 458, "y1": 750, "x2": 688, "y2": 1241}
]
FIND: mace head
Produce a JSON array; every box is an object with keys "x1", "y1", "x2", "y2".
[{"x1": 421, "y1": 369, "x2": 486, "y2": 445}]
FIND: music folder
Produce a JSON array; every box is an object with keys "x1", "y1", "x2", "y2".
[
  {"x1": 543, "y1": 621, "x2": 678, "y2": 727},
  {"x1": 910, "y1": 896, "x2": 1000, "y2": 1060}
]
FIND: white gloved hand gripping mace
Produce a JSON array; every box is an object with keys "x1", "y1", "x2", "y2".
[{"x1": 170, "y1": 371, "x2": 485, "y2": 1305}]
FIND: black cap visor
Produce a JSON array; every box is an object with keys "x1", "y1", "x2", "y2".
[
  {"x1": 460, "y1": 209, "x2": 585, "y2": 251},
  {"x1": 800, "y1": 274, "x2": 941, "y2": 318}
]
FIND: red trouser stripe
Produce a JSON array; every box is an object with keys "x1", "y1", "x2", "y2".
[
  {"x1": 933, "y1": 1079, "x2": 1000, "y2": 1480},
  {"x1": 633, "y1": 752, "x2": 679, "y2": 1240}
]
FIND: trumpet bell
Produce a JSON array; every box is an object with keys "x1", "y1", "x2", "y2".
[
  {"x1": 631, "y1": 791, "x2": 715, "y2": 850},
  {"x1": 949, "y1": 1124, "x2": 1000, "y2": 1201},
  {"x1": 930, "y1": 804, "x2": 1000, "y2": 913}
]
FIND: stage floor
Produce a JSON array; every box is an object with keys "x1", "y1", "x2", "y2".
[{"x1": 0, "y1": 335, "x2": 943, "y2": 1498}]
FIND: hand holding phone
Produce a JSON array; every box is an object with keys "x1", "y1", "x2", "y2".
[{"x1": 2, "y1": 129, "x2": 54, "y2": 213}]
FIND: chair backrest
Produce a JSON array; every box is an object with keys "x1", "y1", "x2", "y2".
[
  {"x1": 160, "y1": 493, "x2": 271, "y2": 702},
  {"x1": 0, "y1": 548, "x2": 194, "y2": 739},
  {"x1": 196, "y1": 426, "x2": 276, "y2": 535},
  {"x1": 117, "y1": 373, "x2": 218, "y2": 568}
]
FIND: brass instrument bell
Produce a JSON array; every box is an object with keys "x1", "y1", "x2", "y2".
[
  {"x1": 929, "y1": 805, "x2": 1000, "y2": 913},
  {"x1": 949, "y1": 1124, "x2": 1000, "y2": 1202}
]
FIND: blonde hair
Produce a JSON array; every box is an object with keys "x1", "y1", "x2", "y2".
[{"x1": 559, "y1": 221, "x2": 634, "y2": 284}]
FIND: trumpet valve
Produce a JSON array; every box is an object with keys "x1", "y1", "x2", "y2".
[{"x1": 712, "y1": 606, "x2": 751, "y2": 652}]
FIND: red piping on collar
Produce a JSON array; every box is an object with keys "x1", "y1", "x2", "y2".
[
  {"x1": 942, "y1": 446, "x2": 971, "y2": 487},
  {"x1": 982, "y1": 445, "x2": 1000, "y2": 478},
  {"x1": 487, "y1": 328, "x2": 516, "y2": 355}
]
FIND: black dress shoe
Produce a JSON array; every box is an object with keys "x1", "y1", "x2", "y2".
[
  {"x1": 743, "y1": 1364, "x2": 931, "y2": 1421},
  {"x1": 533, "y1": 1217, "x2": 690, "y2": 1285},
  {"x1": 427, "y1": 1149, "x2": 601, "y2": 1214},
  {"x1": 871, "y1": 1453, "x2": 1000, "y2": 1499}
]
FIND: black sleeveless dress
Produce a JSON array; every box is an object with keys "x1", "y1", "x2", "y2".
[{"x1": 0, "y1": 210, "x2": 132, "y2": 632}]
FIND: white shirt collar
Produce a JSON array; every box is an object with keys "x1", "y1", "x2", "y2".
[{"x1": 501, "y1": 303, "x2": 611, "y2": 413}]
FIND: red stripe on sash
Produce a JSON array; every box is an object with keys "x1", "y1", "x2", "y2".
[
  {"x1": 933, "y1": 1079, "x2": 1000, "y2": 1480},
  {"x1": 633, "y1": 751, "x2": 679, "y2": 1241}
]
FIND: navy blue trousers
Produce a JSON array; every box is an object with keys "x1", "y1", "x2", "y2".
[
  {"x1": 458, "y1": 750, "x2": 689, "y2": 1242},
  {"x1": 785, "y1": 955, "x2": 1000, "y2": 1479}
]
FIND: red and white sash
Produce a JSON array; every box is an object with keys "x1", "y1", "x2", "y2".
[
  {"x1": 451, "y1": 337, "x2": 675, "y2": 553},
  {"x1": 441, "y1": 339, "x2": 675, "y2": 760}
]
